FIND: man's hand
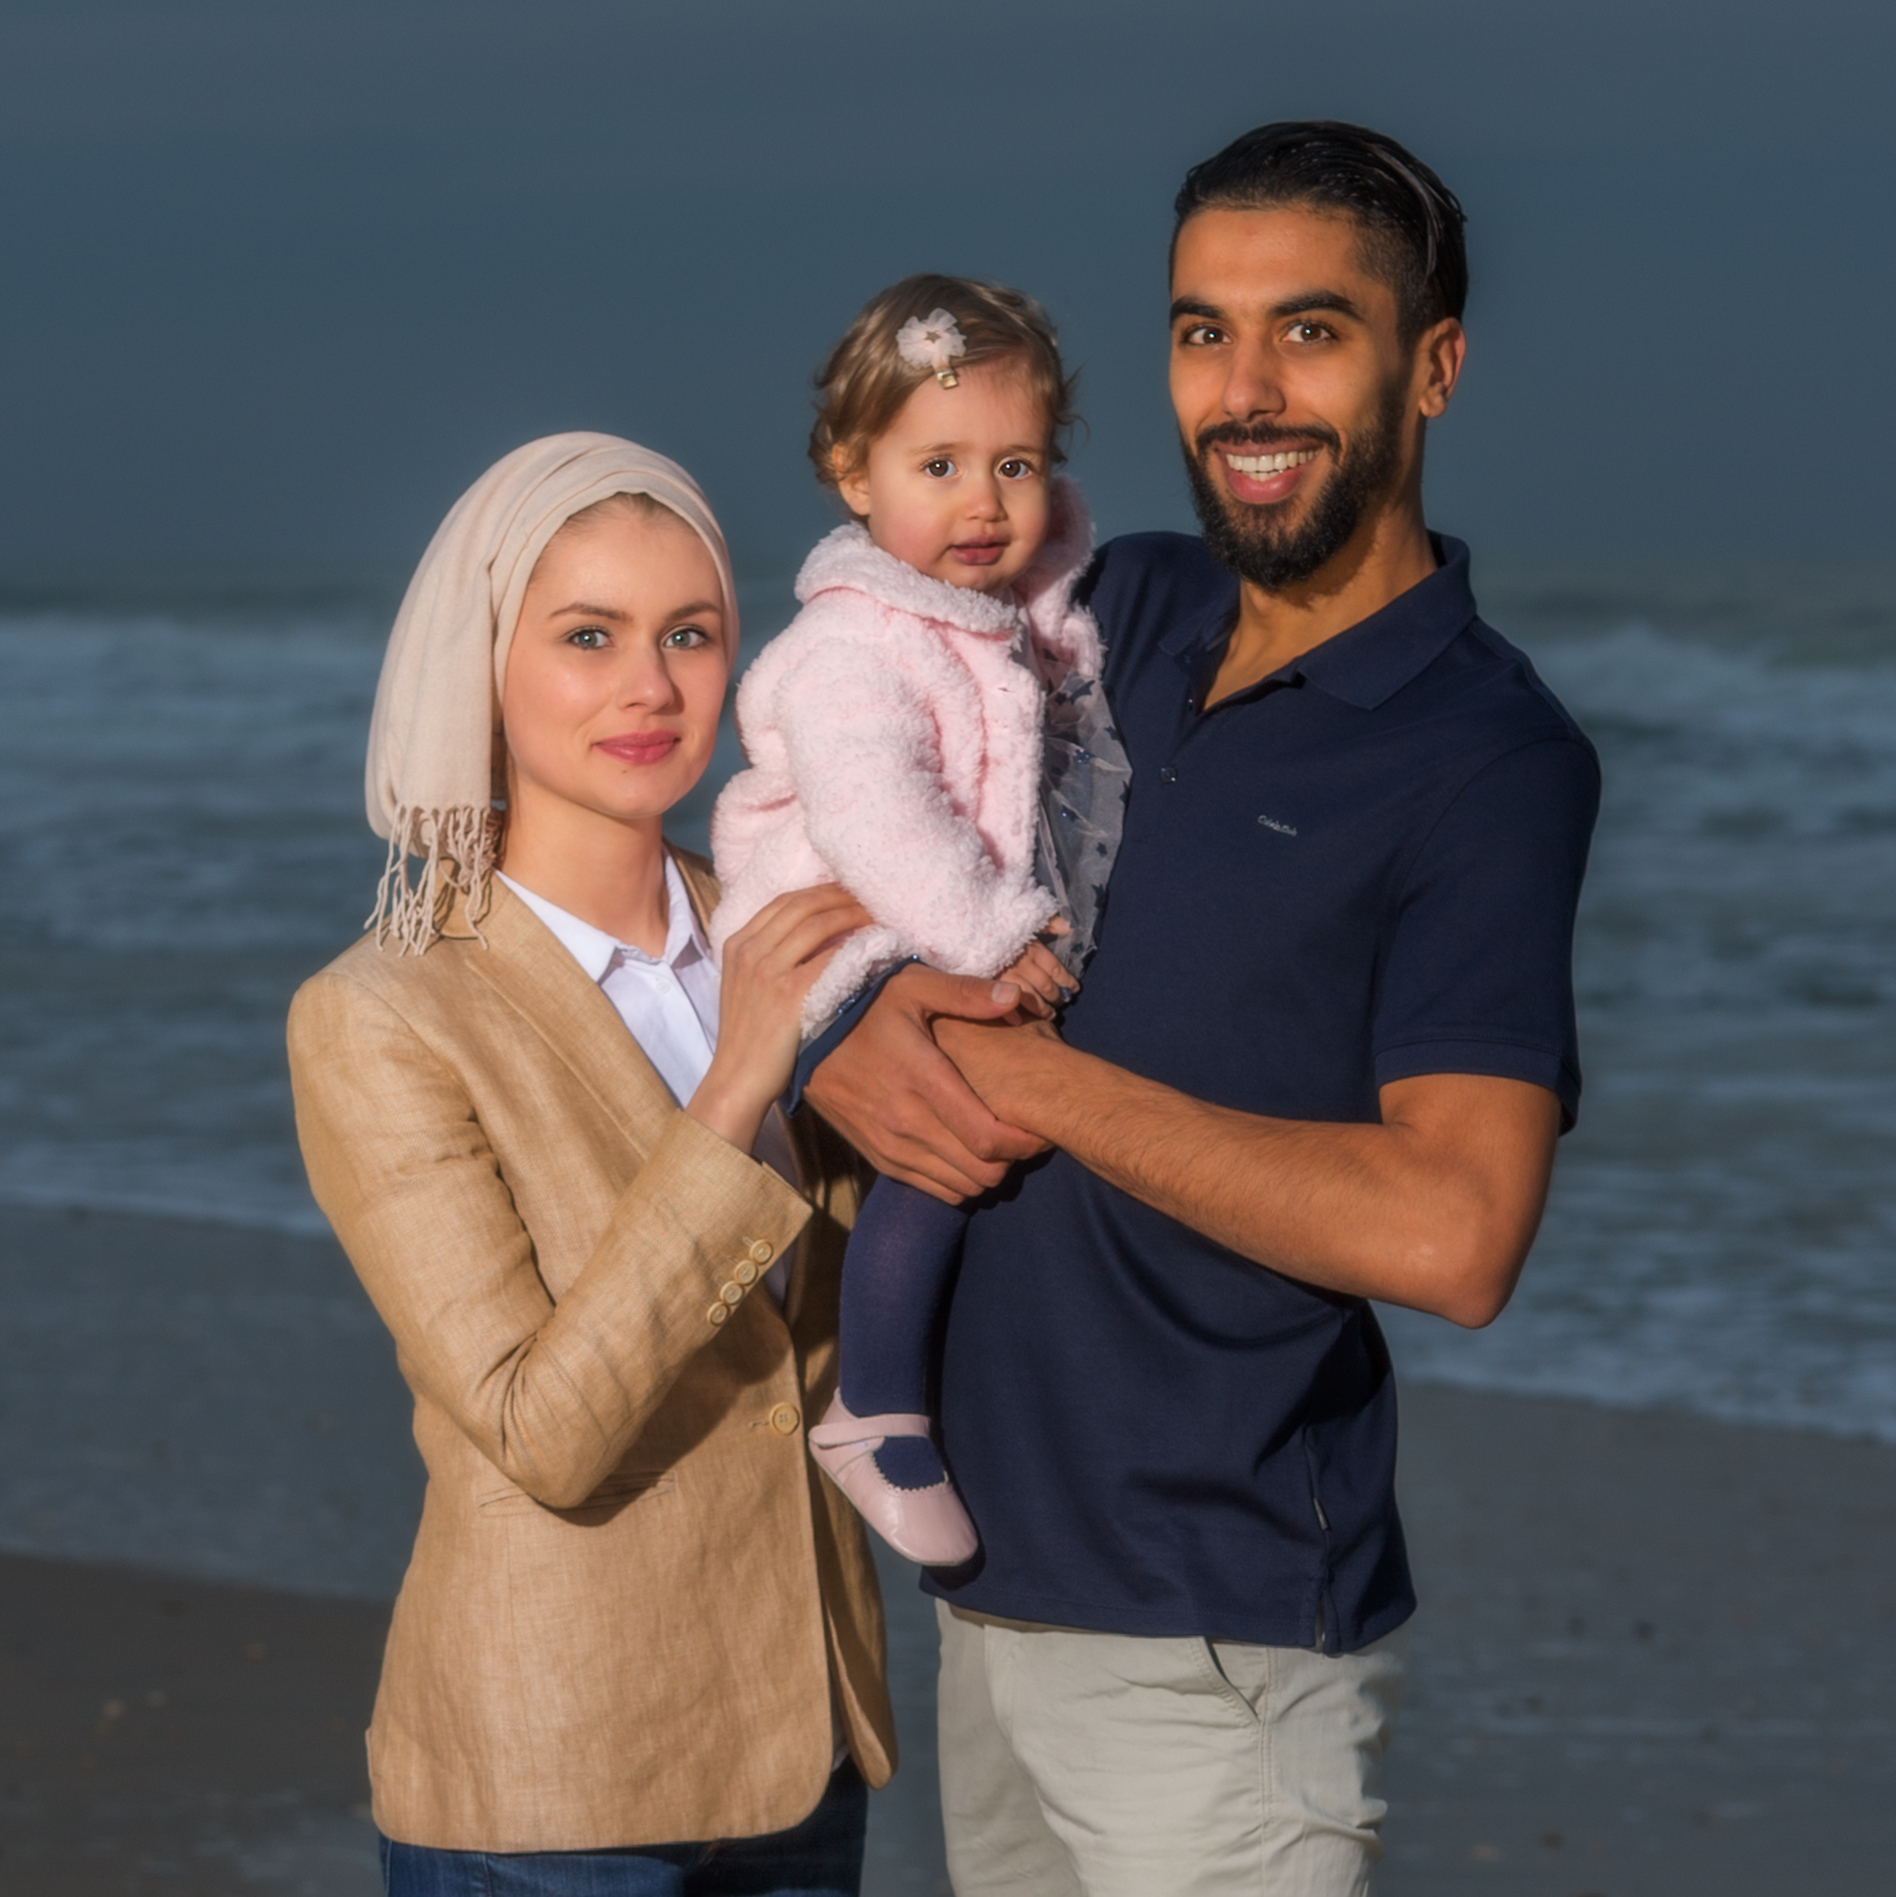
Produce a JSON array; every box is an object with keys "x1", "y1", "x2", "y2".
[
  {"x1": 804, "y1": 966, "x2": 1050, "y2": 1202},
  {"x1": 932, "y1": 1011, "x2": 1061, "y2": 1129},
  {"x1": 935, "y1": 1015, "x2": 1561, "y2": 1328}
]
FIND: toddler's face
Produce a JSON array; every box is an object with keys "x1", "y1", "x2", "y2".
[{"x1": 837, "y1": 356, "x2": 1053, "y2": 595}]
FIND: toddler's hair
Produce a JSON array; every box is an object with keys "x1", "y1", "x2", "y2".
[{"x1": 810, "y1": 273, "x2": 1079, "y2": 492}]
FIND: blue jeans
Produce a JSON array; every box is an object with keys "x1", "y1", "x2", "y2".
[{"x1": 380, "y1": 1763, "x2": 867, "y2": 1896}]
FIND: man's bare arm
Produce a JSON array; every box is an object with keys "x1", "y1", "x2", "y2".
[
  {"x1": 803, "y1": 965, "x2": 1047, "y2": 1201},
  {"x1": 935, "y1": 1017, "x2": 1560, "y2": 1327}
]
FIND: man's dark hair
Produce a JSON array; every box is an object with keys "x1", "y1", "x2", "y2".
[{"x1": 1173, "y1": 121, "x2": 1468, "y2": 343}]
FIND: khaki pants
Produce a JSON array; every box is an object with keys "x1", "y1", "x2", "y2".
[{"x1": 936, "y1": 1602, "x2": 1406, "y2": 1897}]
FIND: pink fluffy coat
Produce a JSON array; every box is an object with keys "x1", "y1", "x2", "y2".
[{"x1": 710, "y1": 477, "x2": 1102, "y2": 1031}]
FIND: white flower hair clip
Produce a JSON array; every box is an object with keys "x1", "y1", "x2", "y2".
[{"x1": 896, "y1": 309, "x2": 968, "y2": 388}]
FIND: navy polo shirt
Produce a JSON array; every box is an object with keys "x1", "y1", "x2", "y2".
[{"x1": 922, "y1": 531, "x2": 1600, "y2": 1652}]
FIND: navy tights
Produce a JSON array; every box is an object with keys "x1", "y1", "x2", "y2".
[{"x1": 837, "y1": 1176, "x2": 970, "y2": 1491}]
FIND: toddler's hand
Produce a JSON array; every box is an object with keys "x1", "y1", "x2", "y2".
[{"x1": 999, "y1": 940, "x2": 1075, "y2": 1020}]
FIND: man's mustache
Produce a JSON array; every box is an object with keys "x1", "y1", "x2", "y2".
[{"x1": 1193, "y1": 421, "x2": 1342, "y2": 457}]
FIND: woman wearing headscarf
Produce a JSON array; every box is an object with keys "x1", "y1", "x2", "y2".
[{"x1": 288, "y1": 434, "x2": 896, "y2": 1895}]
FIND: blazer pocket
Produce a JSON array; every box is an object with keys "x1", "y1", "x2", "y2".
[{"x1": 476, "y1": 1470, "x2": 676, "y2": 1521}]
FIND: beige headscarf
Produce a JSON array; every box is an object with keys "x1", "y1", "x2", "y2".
[{"x1": 364, "y1": 432, "x2": 738, "y2": 953}]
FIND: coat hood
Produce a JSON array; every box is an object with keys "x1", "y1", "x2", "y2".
[
  {"x1": 794, "y1": 475, "x2": 1097, "y2": 671},
  {"x1": 1012, "y1": 475, "x2": 1098, "y2": 677},
  {"x1": 794, "y1": 522, "x2": 1023, "y2": 636}
]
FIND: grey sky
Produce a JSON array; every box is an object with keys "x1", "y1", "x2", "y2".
[{"x1": 0, "y1": 0, "x2": 1889, "y2": 577}]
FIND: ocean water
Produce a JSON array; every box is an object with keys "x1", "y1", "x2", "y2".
[
  {"x1": 1379, "y1": 557, "x2": 1896, "y2": 1441},
  {"x1": 2, "y1": 557, "x2": 1893, "y2": 1442}
]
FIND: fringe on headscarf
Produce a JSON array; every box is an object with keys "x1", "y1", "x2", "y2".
[{"x1": 368, "y1": 805, "x2": 500, "y2": 954}]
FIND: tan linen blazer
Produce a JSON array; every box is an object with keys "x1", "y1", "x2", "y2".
[{"x1": 287, "y1": 853, "x2": 894, "y2": 1853}]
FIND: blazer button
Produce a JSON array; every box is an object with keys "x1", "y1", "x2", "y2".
[
  {"x1": 770, "y1": 1403, "x2": 801, "y2": 1436},
  {"x1": 706, "y1": 1303, "x2": 730, "y2": 1327},
  {"x1": 748, "y1": 1240, "x2": 775, "y2": 1265},
  {"x1": 719, "y1": 1283, "x2": 744, "y2": 1306},
  {"x1": 734, "y1": 1261, "x2": 759, "y2": 1286}
]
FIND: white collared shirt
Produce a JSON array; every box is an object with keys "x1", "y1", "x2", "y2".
[{"x1": 498, "y1": 859, "x2": 798, "y2": 1303}]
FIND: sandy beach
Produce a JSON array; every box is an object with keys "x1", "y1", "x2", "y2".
[
  {"x1": 1, "y1": 1203, "x2": 1889, "y2": 1895},
  {"x1": 1381, "y1": 1382, "x2": 1895, "y2": 1895}
]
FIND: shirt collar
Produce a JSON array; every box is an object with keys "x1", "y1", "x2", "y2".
[
  {"x1": 499, "y1": 853, "x2": 708, "y2": 986},
  {"x1": 1163, "y1": 534, "x2": 1478, "y2": 713}
]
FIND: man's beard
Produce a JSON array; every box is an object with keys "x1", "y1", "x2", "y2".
[{"x1": 1183, "y1": 379, "x2": 1408, "y2": 593}]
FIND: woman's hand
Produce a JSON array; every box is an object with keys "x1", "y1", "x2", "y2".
[{"x1": 687, "y1": 884, "x2": 872, "y2": 1154}]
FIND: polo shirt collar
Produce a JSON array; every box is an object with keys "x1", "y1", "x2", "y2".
[{"x1": 1162, "y1": 534, "x2": 1478, "y2": 713}]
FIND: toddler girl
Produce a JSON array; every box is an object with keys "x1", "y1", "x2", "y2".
[{"x1": 711, "y1": 275, "x2": 1126, "y2": 1565}]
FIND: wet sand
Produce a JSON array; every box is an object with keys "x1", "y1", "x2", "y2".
[
  {"x1": 0, "y1": 1549, "x2": 386, "y2": 1894},
  {"x1": 0, "y1": 1204, "x2": 1889, "y2": 1894},
  {"x1": 1379, "y1": 1382, "x2": 1896, "y2": 1896}
]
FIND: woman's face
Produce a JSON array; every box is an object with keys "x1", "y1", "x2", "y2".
[{"x1": 501, "y1": 504, "x2": 730, "y2": 837}]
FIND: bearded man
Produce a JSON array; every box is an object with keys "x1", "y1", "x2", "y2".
[{"x1": 805, "y1": 121, "x2": 1601, "y2": 1896}]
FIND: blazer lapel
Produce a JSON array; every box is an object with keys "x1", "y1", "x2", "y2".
[
  {"x1": 459, "y1": 882, "x2": 682, "y2": 1157},
  {"x1": 469, "y1": 855, "x2": 829, "y2": 1342}
]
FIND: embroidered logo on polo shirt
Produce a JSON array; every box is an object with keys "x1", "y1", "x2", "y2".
[{"x1": 1257, "y1": 815, "x2": 1298, "y2": 836}]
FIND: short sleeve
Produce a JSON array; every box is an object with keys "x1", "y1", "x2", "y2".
[{"x1": 1371, "y1": 734, "x2": 1601, "y2": 1128}]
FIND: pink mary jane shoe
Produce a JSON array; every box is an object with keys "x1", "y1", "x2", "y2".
[{"x1": 807, "y1": 1394, "x2": 979, "y2": 1567}]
